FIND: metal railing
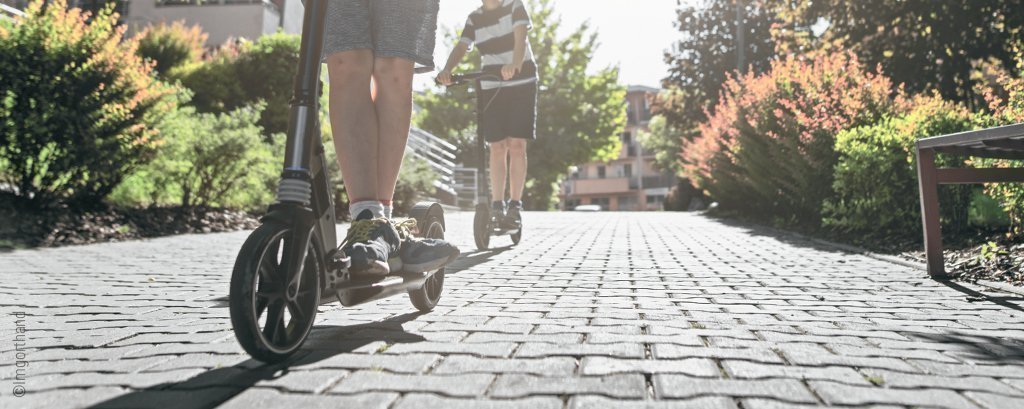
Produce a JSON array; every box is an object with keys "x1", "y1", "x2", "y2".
[
  {"x1": 1, "y1": 3, "x2": 25, "y2": 20},
  {"x1": 406, "y1": 127, "x2": 459, "y2": 198}
]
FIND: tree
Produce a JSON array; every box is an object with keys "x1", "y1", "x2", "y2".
[
  {"x1": 659, "y1": 0, "x2": 778, "y2": 131},
  {"x1": 0, "y1": 0, "x2": 174, "y2": 207},
  {"x1": 767, "y1": 0, "x2": 1024, "y2": 109},
  {"x1": 637, "y1": 115, "x2": 692, "y2": 177},
  {"x1": 135, "y1": 20, "x2": 207, "y2": 76},
  {"x1": 415, "y1": 0, "x2": 626, "y2": 210}
]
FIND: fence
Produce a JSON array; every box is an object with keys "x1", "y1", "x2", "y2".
[{"x1": 406, "y1": 128, "x2": 459, "y2": 202}]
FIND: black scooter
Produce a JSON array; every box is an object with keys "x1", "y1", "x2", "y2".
[
  {"x1": 229, "y1": 0, "x2": 447, "y2": 363},
  {"x1": 443, "y1": 73, "x2": 523, "y2": 250}
]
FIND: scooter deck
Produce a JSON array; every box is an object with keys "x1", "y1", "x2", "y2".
[{"x1": 326, "y1": 270, "x2": 440, "y2": 307}]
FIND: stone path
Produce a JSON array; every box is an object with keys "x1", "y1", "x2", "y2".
[{"x1": 3, "y1": 211, "x2": 1024, "y2": 408}]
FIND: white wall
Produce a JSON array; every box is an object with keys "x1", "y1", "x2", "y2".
[{"x1": 124, "y1": 2, "x2": 281, "y2": 46}]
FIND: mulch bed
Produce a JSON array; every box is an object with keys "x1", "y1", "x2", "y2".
[{"x1": 0, "y1": 200, "x2": 260, "y2": 249}]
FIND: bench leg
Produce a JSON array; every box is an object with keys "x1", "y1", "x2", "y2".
[{"x1": 917, "y1": 148, "x2": 945, "y2": 277}]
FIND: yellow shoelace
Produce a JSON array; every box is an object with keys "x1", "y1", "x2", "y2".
[
  {"x1": 340, "y1": 218, "x2": 419, "y2": 248},
  {"x1": 393, "y1": 218, "x2": 419, "y2": 240}
]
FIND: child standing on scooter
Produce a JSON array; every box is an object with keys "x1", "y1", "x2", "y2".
[
  {"x1": 437, "y1": 0, "x2": 538, "y2": 227},
  {"x1": 323, "y1": 0, "x2": 458, "y2": 277}
]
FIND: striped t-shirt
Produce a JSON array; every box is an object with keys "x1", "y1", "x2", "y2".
[{"x1": 459, "y1": 0, "x2": 538, "y2": 90}]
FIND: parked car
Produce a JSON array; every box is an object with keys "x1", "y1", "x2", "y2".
[{"x1": 574, "y1": 204, "x2": 602, "y2": 212}]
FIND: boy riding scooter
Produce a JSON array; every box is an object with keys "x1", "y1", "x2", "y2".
[{"x1": 437, "y1": 0, "x2": 538, "y2": 226}]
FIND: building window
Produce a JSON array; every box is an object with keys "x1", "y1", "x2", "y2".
[
  {"x1": 623, "y1": 164, "x2": 632, "y2": 178},
  {"x1": 646, "y1": 195, "x2": 665, "y2": 204},
  {"x1": 627, "y1": 145, "x2": 636, "y2": 157},
  {"x1": 591, "y1": 197, "x2": 610, "y2": 210},
  {"x1": 597, "y1": 165, "x2": 606, "y2": 179},
  {"x1": 621, "y1": 132, "x2": 632, "y2": 143}
]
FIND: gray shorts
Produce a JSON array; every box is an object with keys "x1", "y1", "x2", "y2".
[{"x1": 323, "y1": 0, "x2": 439, "y2": 68}]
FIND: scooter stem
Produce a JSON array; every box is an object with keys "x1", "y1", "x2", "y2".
[{"x1": 281, "y1": 0, "x2": 328, "y2": 188}]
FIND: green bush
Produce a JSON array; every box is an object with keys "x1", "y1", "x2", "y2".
[
  {"x1": 682, "y1": 51, "x2": 903, "y2": 229},
  {"x1": 176, "y1": 32, "x2": 299, "y2": 135},
  {"x1": 111, "y1": 103, "x2": 281, "y2": 210},
  {"x1": 135, "y1": 20, "x2": 207, "y2": 77},
  {"x1": 0, "y1": 1, "x2": 174, "y2": 207},
  {"x1": 826, "y1": 96, "x2": 975, "y2": 238},
  {"x1": 973, "y1": 45, "x2": 1024, "y2": 232},
  {"x1": 393, "y1": 153, "x2": 438, "y2": 217}
]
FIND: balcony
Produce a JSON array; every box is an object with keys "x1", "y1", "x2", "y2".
[{"x1": 571, "y1": 178, "x2": 631, "y2": 195}]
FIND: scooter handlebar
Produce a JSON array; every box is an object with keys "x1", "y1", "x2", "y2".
[{"x1": 436, "y1": 72, "x2": 489, "y2": 87}]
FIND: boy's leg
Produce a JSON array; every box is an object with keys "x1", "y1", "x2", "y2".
[
  {"x1": 372, "y1": 57, "x2": 415, "y2": 209},
  {"x1": 489, "y1": 139, "x2": 509, "y2": 203},
  {"x1": 327, "y1": 50, "x2": 379, "y2": 212},
  {"x1": 508, "y1": 138, "x2": 528, "y2": 201}
]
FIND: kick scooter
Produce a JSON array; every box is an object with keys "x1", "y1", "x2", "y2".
[
  {"x1": 442, "y1": 72, "x2": 522, "y2": 250},
  {"x1": 229, "y1": 0, "x2": 446, "y2": 363}
]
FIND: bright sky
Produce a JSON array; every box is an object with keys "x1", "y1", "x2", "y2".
[{"x1": 416, "y1": 0, "x2": 682, "y2": 91}]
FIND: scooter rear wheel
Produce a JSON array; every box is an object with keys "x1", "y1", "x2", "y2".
[
  {"x1": 408, "y1": 203, "x2": 447, "y2": 312},
  {"x1": 510, "y1": 213, "x2": 523, "y2": 245},
  {"x1": 473, "y1": 203, "x2": 491, "y2": 250},
  {"x1": 229, "y1": 221, "x2": 321, "y2": 363}
]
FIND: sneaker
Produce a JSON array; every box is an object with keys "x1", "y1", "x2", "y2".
[
  {"x1": 393, "y1": 219, "x2": 461, "y2": 274},
  {"x1": 504, "y1": 200, "x2": 523, "y2": 229},
  {"x1": 339, "y1": 210, "x2": 402, "y2": 278},
  {"x1": 490, "y1": 200, "x2": 506, "y2": 224}
]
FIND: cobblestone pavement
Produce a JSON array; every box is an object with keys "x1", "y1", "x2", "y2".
[{"x1": 3, "y1": 212, "x2": 1024, "y2": 408}]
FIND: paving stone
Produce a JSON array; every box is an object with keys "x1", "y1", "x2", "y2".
[
  {"x1": 433, "y1": 356, "x2": 576, "y2": 376},
  {"x1": 654, "y1": 376, "x2": 818, "y2": 403},
  {"x1": 330, "y1": 371, "x2": 493, "y2": 397},
  {"x1": 291, "y1": 352, "x2": 439, "y2": 373},
  {"x1": 0, "y1": 387, "x2": 127, "y2": 409},
  {"x1": 220, "y1": 389, "x2": 398, "y2": 409},
  {"x1": 721, "y1": 361, "x2": 869, "y2": 384},
  {"x1": 653, "y1": 345, "x2": 785, "y2": 363},
  {"x1": 964, "y1": 392, "x2": 1024, "y2": 409},
  {"x1": 490, "y1": 374, "x2": 646, "y2": 399},
  {"x1": 861, "y1": 369, "x2": 1023, "y2": 395},
  {"x1": 581, "y1": 357, "x2": 719, "y2": 376},
  {"x1": 394, "y1": 393, "x2": 563, "y2": 409},
  {"x1": 516, "y1": 342, "x2": 645, "y2": 358},
  {"x1": 810, "y1": 381, "x2": 980, "y2": 408},
  {"x1": 569, "y1": 396, "x2": 739, "y2": 409}
]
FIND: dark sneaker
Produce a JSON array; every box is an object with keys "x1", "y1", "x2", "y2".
[
  {"x1": 339, "y1": 210, "x2": 402, "y2": 278},
  {"x1": 491, "y1": 200, "x2": 506, "y2": 224},
  {"x1": 504, "y1": 200, "x2": 523, "y2": 229},
  {"x1": 393, "y1": 219, "x2": 461, "y2": 274}
]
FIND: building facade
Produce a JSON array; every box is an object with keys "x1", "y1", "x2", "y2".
[
  {"x1": 1, "y1": 1, "x2": 303, "y2": 45},
  {"x1": 124, "y1": 1, "x2": 303, "y2": 46},
  {"x1": 560, "y1": 85, "x2": 675, "y2": 211}
]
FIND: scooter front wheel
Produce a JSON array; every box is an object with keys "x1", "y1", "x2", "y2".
[
  {"x1": 473, "y1": 203, "x2": 491, "y2": 250},
  {"x1": 229, "y1": 221, "x2": 321, "y2": 363}
]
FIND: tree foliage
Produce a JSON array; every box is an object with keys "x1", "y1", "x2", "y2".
[
  {"x1": 135, "y1": 20, "x2": 207, "y2": 77},
  {"x1": 415, "y1": 0, "x2": 626, "y2": 210},
  {"x1": 767, "y1": 0, "x2": 1024, "y2": 109},
  {"x1": 0, "y1": 0, "x2": 174, "y2": 207},
  {"x1": 659, "y1": 0, "x2": 778, "y2": 131}
]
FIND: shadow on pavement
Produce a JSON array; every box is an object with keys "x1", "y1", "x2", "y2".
[
  {"x1": 87, "y1": 312, "x2": 427, "y2": 409},
  {"x1": 937, "y1": 279, "x2": 1024, "y2": 315},
  {"x1": 446, "y1": 246, "x2": 512, "y2": 273}
]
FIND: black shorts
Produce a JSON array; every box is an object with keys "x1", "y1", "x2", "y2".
[{"x1": 478, "y1": 83, "x2": 537, "y2": 143}]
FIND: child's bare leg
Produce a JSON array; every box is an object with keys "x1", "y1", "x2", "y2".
[
  {"x1": 372, "y1": 57, "x2": 415, "y2": 206},
  {"x1": 508, "y1": 138, "x2": 528, "y2": 201},
  {"x1": 489, "y1": 139, "x2": 509, "y2": 202},
  {"x1": 327, "y1": 50, "x2": 379, "y2": 205}
]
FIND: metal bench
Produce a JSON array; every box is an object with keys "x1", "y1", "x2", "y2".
[{"x1": 916, "y1": 123, "x2": 1024, "y2": 277}]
